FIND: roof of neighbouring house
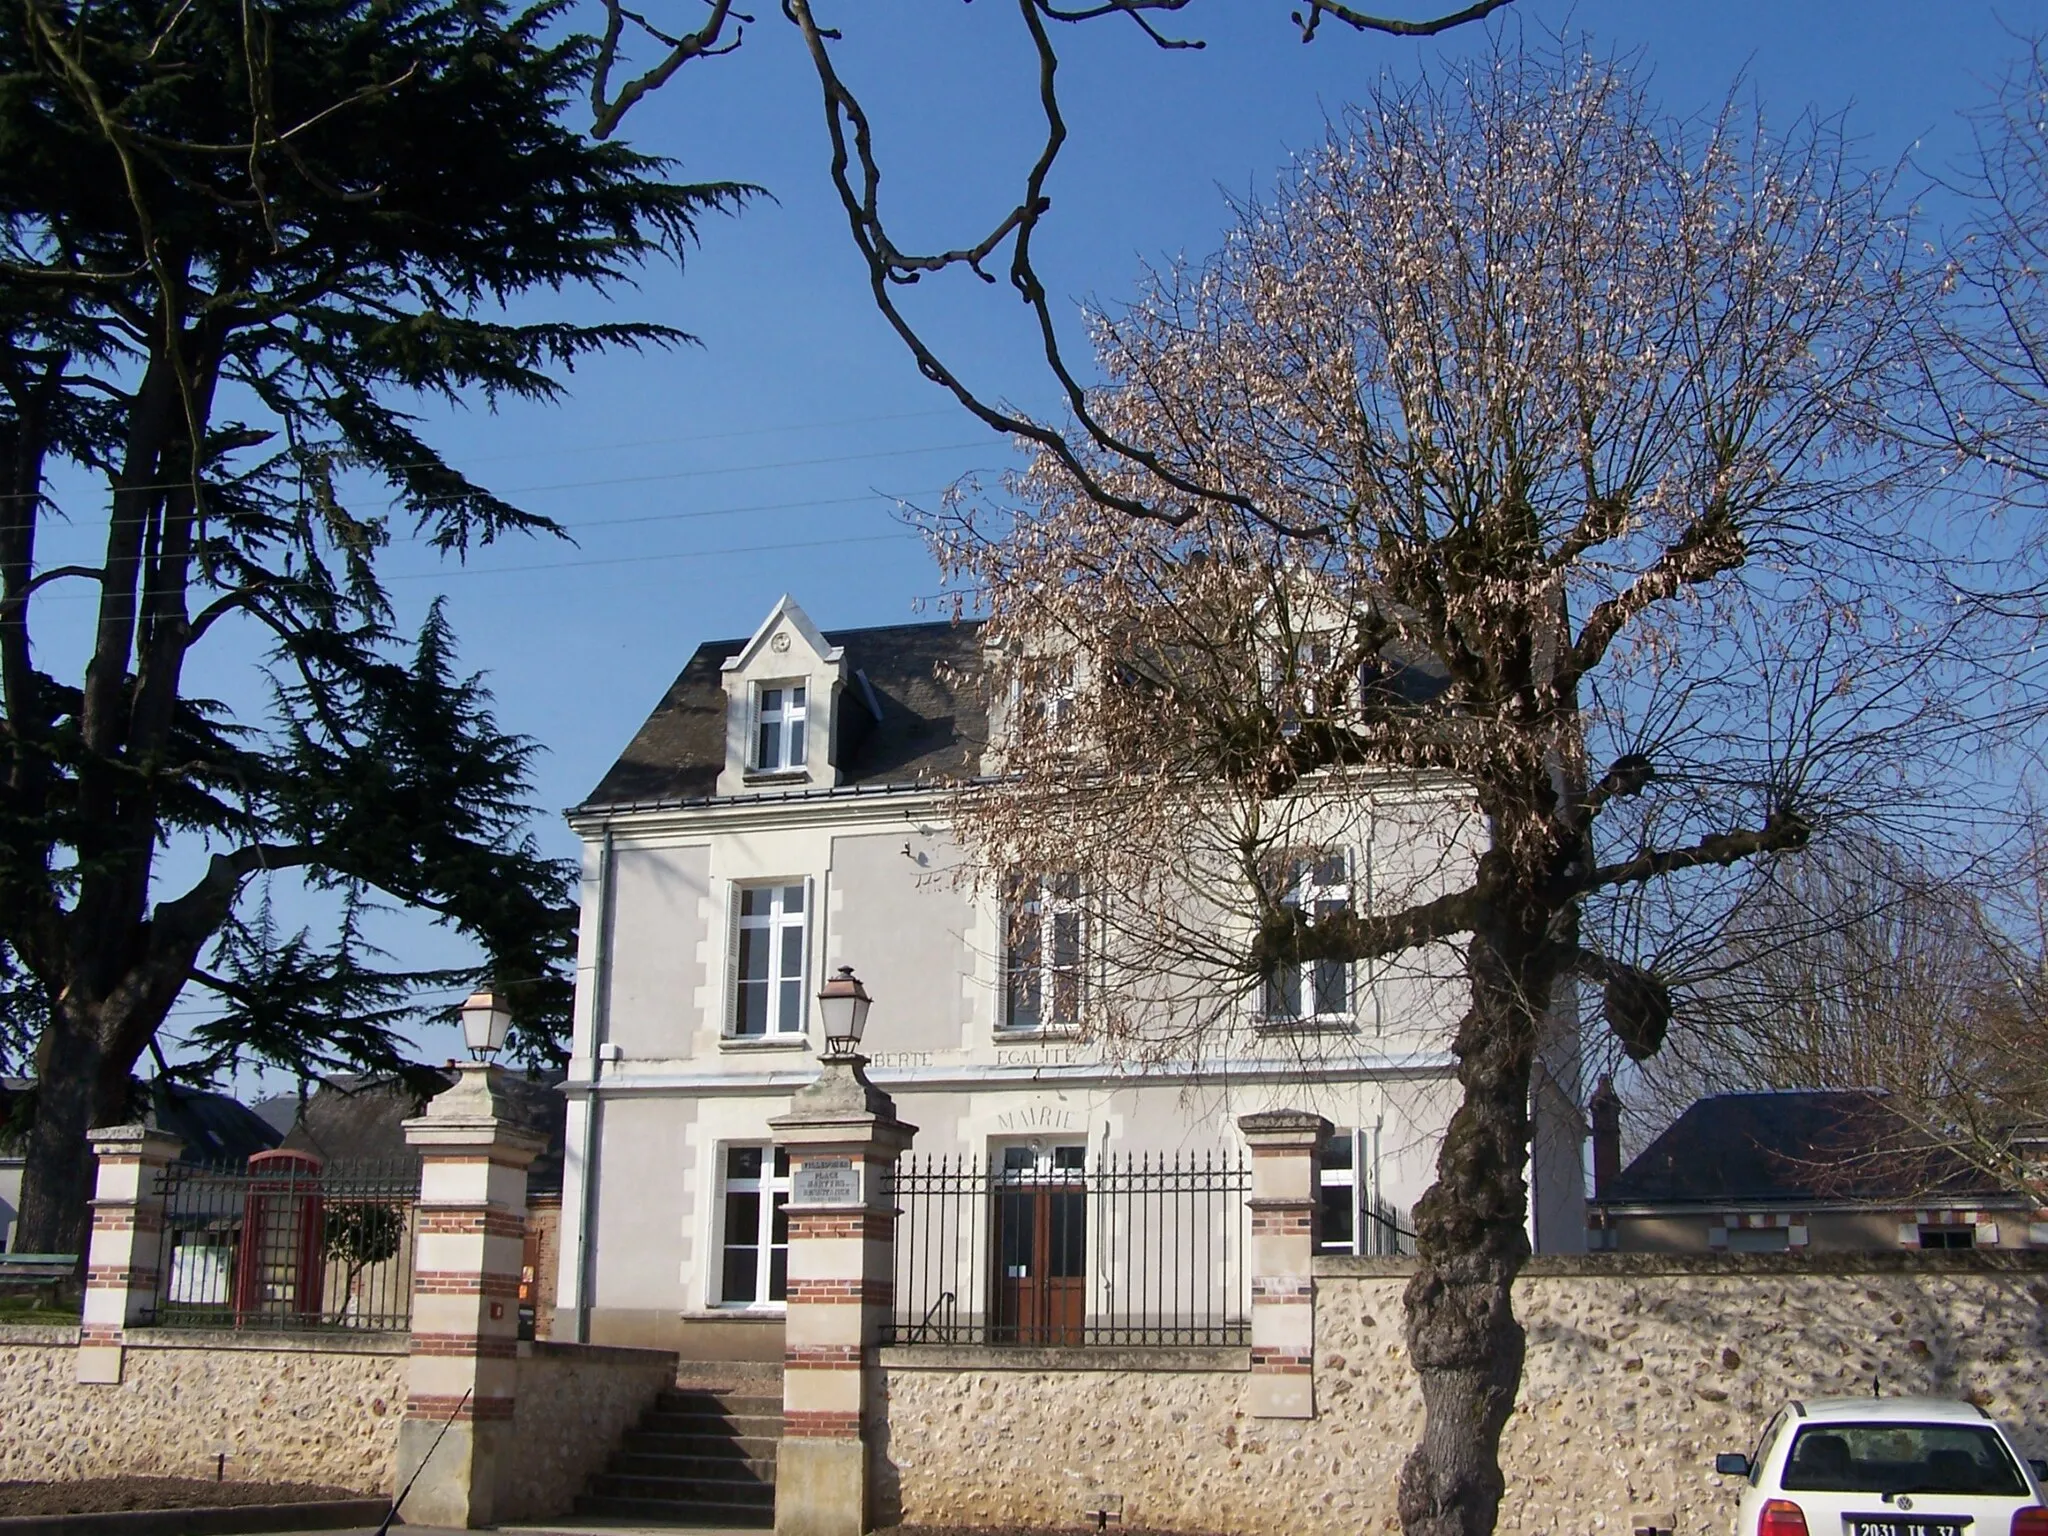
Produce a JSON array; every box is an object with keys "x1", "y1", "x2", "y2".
[
  {"x1": 1601, "y1": 1089, "x2": 2007, "y2": 1207},
  {"x1": 0, "y1": 1076, "x2": 280, "y2": 1166},
  {"x1": 579, "y1": 618, "x2": 990, "y2": 811},
  {"x1": 278, "y1": 1070, "x2": 567, "y2": 1198}
]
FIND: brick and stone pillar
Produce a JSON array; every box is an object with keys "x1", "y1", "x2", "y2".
[
  {"x1": 1240, "y1": 1109, "x2": 1331, "y2": 1419},
  {"x1": 770, "y1": 1054, "x2": 915, "y2": 1536},
  {"x1": 77, "y1": 1124, "x2": 183, "y2": 1384},
  {"x1": 395, "y1": 1064, "x2": 544, "y2": 1529}
]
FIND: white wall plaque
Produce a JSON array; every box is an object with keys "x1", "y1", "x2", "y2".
[{"x1": 793, "y1": 1156, "x2": 861, "y2": 1206}]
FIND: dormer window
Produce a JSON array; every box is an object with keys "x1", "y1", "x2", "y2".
[
  {"x1": 755, "y1": 683, "x2": 807, "y2": 773},
  {"x1": 716, "y1": 597, "x2": 845, "y2": 798}
]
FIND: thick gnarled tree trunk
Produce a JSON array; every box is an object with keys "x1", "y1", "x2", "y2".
[
  {"x1": 15, "y1": 1007, "x2": 135, "y2": 1260},
  {"x1": 1398, "y1": 878, "x2": 1558, "y2": 1536}
]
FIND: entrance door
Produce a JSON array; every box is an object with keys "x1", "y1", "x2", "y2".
[{"x1": 991, "y1": 1143, "x2": 1086, "y2": 1345}]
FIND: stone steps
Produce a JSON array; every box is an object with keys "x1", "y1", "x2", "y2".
[{"x1": 574, "y1": 1385, "x2": 780, "y2": 1528}]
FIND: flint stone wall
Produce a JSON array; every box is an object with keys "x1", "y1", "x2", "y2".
[
  {"x1": 494, "y1": 1339, "x2": 677, "y2": 1520},
  {"x1": 0, "y1": 1326, "x2": 406, "y2": 1491},
  {"x1": 878, "y1": 1253, "x2": 2048, "y2": 1536}
]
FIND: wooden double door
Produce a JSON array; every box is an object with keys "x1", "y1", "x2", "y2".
[{"x1": 990, "y1": 1143, "x2": 1086, "y2": 1345}]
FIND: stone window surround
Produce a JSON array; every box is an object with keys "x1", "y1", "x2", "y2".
[{"x1": 727, "y1": 878, "x2": 811, "y2": 1041}]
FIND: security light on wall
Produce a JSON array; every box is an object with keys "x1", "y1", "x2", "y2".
[
  {"x1": 460, "y1": 989, "x2": 513, "y2": 1062},
  {"x1": 817, "y1": 966, "x2": 872, "y2": 1059}
]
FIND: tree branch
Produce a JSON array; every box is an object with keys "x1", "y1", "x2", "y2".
[
  {"x1": 1253, "y1": 880, "x2": 1482, "y2": 970},
  {"x1": 1564, "y1": 500, "x2": 1745, "y2": 684},
  {"x1": 1295, "y1": 0, "x2": 1515, "y2": 42},
  {"x1": 0, "y1": 566, "x2": 106, "y2": 615},
  {"x1": 1577, "y1": 808, "x2": 1813, "y2": 899},
  {"x1": 591, "y1": 0, "x2": 745, "y2": 139}
]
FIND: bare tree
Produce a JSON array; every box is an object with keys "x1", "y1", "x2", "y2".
[
  {"x1": 584, "y1": 2, "x2": 1515, "y2": 463},
  {"x1": 1633, "y1": 836, "x2": 2048, "y2": 1201},
  {"x1": 1916, "y1": 35, "x2": 2048, "y2": 492},
  {"x1": 921, "y1": 44, "x2": 1967, "y2": 1536}
]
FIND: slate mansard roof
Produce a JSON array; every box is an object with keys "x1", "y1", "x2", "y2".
[
  {"x1": 1602, "y1": 1089, "x2": 2007, "y2": 1207},
  {"x1": 580, "y1": 618, "x2": 990, "y2": 812}
]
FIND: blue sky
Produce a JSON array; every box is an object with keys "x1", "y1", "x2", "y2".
[{"x1": 81, "y1": 0, "x2": 2034, "y2": 1082}]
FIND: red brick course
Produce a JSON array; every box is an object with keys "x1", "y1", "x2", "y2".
[
  {"x1": 785, "y1": 1344, "x2": 863, "y2": 1368},
  {"x1": 1249, "y1": 1350, "x2": 1313, "y2": 1372},
  {"x1": 783, "y1": 1410, "x2": 862, "y2": 1439},
  {"x1": 786, "y1": 1277, "x2": 893, "y2": 1305},
  {"x1": 787, "y1": 1210, "x2": 896, "y2": 1241},
  {"x1": 417, "y1": 1208, "x2": 528, "y2": 1239},
  {"x1": 414, "y1": 1270, "x2": 523, "y2": 1298},
  {"x1": 85, "y1": 1266, "x2": 156, "y2": 1289},
  {"x1": 1251, "y1": 1278, "x2": 1314, "y2": 1300},
  {"x1": 409, "y1": 1332, "x2": 518, "y2": 1358},
  {"x1": 406, "y1": 1392, "x2": 515, "y2": 1422}
]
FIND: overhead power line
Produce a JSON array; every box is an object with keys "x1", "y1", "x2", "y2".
[{"x1": 7, "y1": 428, "x2": 1009, "y2": 507}]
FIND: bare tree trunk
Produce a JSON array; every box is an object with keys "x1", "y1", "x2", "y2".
[
  {"x1": 1398, "y1": 888, "x2": 1552, "y2": 1536},
  {"x1": 13, "y1": 1009, "x2": 126, "y2": 1258}
]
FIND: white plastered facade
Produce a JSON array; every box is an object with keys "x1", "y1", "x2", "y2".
[{"x1": 554, "y1": 598, "x2": 1586, "y2": 1357}]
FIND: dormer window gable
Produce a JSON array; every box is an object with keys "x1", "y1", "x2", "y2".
[{"x1": 716, "y1": 596, "x2": 847, "y2": 797}]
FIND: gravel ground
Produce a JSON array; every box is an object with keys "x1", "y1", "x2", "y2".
[{"x1": 0, "y1": 1477, "x2": 367, "y2": 1516}]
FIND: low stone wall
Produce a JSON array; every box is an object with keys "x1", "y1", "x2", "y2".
[
  {"x1": 494, "y1": 1339, "x2": 677, "y2": 1520},
  {"x1": 0, "y1": 1325, "x2": 406, "y2": 1492},
  {"x1": 878, "y1": 1254, "x2": 2048, "y2": 1536}
]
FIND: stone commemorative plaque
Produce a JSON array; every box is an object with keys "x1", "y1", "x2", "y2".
[{"x1": 793, "y1": 1156, "x2": 861, "y2": 1206}]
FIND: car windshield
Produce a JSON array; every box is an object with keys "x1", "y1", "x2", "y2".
[{"x1": 1782, "y1": 1423, "x2": 2027, "y2": 1497}]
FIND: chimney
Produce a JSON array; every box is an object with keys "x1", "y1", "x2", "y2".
[{"x1": 1588, "y1": 1075, "x2": 1624, "y2": 1200}]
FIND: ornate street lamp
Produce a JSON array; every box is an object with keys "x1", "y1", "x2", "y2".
[
  {"x1": 816, "y1": 965, "x2": 872, "y2": 1060},
  {"x1": 459, "y1": 989, "x2": 513, "y2": 1062}
]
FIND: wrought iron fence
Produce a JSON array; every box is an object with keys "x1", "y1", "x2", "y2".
[
  {"x1": 149, "y1": 1155, "x2": 420, "y2": 1332},
  {"x1": 885, "y1": 1150, "x2": 1250, "y2": 1348},
  {"x1": 1361, "y1": 1192, "x2": 1416, "y2": 1257}
]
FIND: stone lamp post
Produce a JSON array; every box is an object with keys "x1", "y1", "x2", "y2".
[{"x1": 770, "y1": 966, "x2": 915, "y2": 1536}]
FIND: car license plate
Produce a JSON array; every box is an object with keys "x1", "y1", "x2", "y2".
[{"x1": 1846, "y1": 1520, "x2": 1971, "y2": 1536}]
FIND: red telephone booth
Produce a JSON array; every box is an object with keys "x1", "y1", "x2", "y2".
[{"x1": 231, "y1": 1149, "x2": 326, "y2": 1327}]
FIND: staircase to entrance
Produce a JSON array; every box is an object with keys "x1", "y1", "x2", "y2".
[{"x1": 575, "y1": 1381, "x2": 782, "y2": 1526}]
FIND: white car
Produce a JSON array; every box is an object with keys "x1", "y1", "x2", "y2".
[{"x1": 1716, "y1": 1397, "x2": 2048, "y2": 1536}]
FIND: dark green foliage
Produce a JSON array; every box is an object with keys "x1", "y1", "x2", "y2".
[
  {"x1": 0, "y1": 0, "x2": 745, "y2": 1250},
  {"x1": 322, "y1": 1198, "x2": 405, "y2": 1323}
]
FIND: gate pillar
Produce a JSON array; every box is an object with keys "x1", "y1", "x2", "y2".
[
  {"x1": 394, "y1": 1063, "x2": 544, "y2": 1529},
  {"x1": 770, "y1": 1050, "x2": 915, "y2": 1536},
  {"x1": 1239, "y1": 1109, "x2": 1331, "y2": 1419},
  {"x1": 78, "y1": 1124, "x2": 183, "y2": 1384}
]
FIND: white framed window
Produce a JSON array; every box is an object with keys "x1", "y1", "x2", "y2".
[
  {"x1": 733, "y1": 882, "x2": 807, "y2": 1037},
  {"x1": 1317, "y1": 1128, "x2": 1407, "y2": 1255},
  {"x1": 716, "y1": 1144, "x2": 789, "y2": 1306},
  {"x1": 1271, "y1": 634, "x2": 1351, "y2": 736},
  {"x1": 1004, "y1": 872, "x2": 1084, "y2": 1031},
  {"x1": 1318, "y1": 1130, "x2": 1360, "y2": 1254},
  {"x1": 754, "y1": 682, "x2": 807, "y2": 772},
  {"x1": 1262, "y1": 850, "x2": 1352, "y2": 1023}
]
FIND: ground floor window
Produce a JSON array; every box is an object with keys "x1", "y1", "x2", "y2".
[
  {"x1": 1317, "y1": 1128, "x2": 1407, "y2": 1255},
  {"x1": 718, "y1": 1145, "x2": 789, "y2": 1305},
  {"x1": 1919, "y1": 1224, "x2": 1975, "y2": 1249}
]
